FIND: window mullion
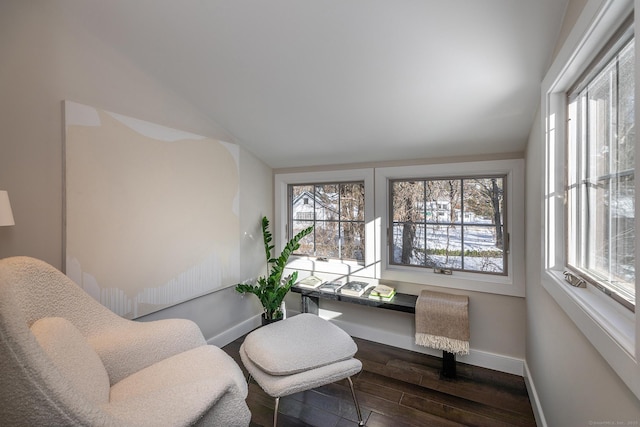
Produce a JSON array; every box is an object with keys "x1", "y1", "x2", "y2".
[{"x1": 460, "y1": 179, "x2": 465, "y2": 271}]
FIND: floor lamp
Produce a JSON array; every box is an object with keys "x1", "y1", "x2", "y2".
[{"x1": 0, "y1": 191, "x2": 15, "y2": 227}]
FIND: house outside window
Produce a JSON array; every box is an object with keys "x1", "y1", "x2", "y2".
[
  {"x1": 275, "y1": 168, "x2": 375, "y2": 278},
  {"x1": 289, "y1": 182, "x2": 365, "y2": 262},
  {"x1": 375, "y1": 159, "x2": 524, "y2": 297},
  {"x1": 276, "y1": 160, "x2": 522, "y2": 294},
  {"x1": 389, "y1": 176, "x2": 507, "y2": 275}
]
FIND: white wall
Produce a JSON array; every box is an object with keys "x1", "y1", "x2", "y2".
[
  {"x1": 526, "y1": 110, "x2": 640, "y2": 427},
  {"x1": 0, "y1": 0, "x2": 271, "y2": 342},
  {"x1": 524, "y1": 1, "x2": 640, "y2": 423}
]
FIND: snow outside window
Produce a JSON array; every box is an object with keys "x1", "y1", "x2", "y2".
[{"x1": 389, "y1": 176, "x2": 507, "y2": 276}]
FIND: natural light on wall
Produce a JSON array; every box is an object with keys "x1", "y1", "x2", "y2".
[
  {"x1": 541, "y1": 0, "x2": 638, "y2": 400},
  {"x1": 276, "y1": 157, "x2": 524, "y2": 299}
]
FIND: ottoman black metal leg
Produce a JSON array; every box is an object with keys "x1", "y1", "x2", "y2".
[{"x1": 347, "y1": 376, "x2": 365, "y2": 426}]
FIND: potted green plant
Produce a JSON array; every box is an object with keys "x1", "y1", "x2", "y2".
[{"x1": 235, "y1": 216, "x2": 314, "y2": 324}]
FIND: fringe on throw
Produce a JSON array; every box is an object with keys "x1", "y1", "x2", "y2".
[{"x1": 415, "y1": 332, "x2": 469, "y2": 355}]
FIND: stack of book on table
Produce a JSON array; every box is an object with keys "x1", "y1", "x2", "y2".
[
  {"x1": 318, "y1": 281, "x2": 345, "y2": 294},
  {"x1": 368, "y1": 284, "x2": 396, "y2": 301},
  {"x1": 339, "y1": 281, "x2": 375, "y2": 297},
  {"x1": 296, "y1": 275, "x2": 325, "y2": 289}
]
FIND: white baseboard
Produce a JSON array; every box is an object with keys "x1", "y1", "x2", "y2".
[
  {"x1": 317, "y1": 309, "x2": 525, "y2": 377},
  {"x1": 207, "y1": 314, "x2": 261, "y2": 348},
  {"x1": 524, "y1": 361, "x2": 547, "y2": 427}
]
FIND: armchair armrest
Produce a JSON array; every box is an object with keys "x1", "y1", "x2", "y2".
[{"x1": 88, "y1": 318, "x2": 207, "y2": 385}]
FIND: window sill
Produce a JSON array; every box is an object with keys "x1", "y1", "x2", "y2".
[
  {"x1": 286, "y1": 257, "x2": 377, "y2": 281},
  {"x1": 382, "y1": 265, "x2": 524, "y2": 297},
  {"x1": 542, "y1": 269, "x2": 638, "y2": 398}
]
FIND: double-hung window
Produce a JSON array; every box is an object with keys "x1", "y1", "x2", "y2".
[
  {"x1": 565, "y1": 22, "x2": 635, "y2": 310},
  {"x1": 542, "y1": 0, "x2": 639, "y2": 400}
]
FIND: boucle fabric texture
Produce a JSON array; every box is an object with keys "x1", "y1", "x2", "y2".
[
  {"x1": 240, "y1": 343, "x2": 362, "y2": 397},
  {"x1": 242, "y1": 313, "x2": 357, "y2": 375},
  {"x1": 30, "y1": 317, "x2": 111, "y2": 406},
  {"x1": 415, "y1": 290, "x2": 470, "y2": 355},
  {"x1": 0, "y1": 256, "x2": 251, "y2": 427},
  {"x1": 240, "y1": 313, "x2": 362, "y2": 398},
  {"x1": 105, "y1": 346, "x2": 249, "y2": 426}
]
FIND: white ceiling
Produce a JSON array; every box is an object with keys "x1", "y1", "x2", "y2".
[{"x1": 63, "y1": 0, "x2": 569, "y2": 168}]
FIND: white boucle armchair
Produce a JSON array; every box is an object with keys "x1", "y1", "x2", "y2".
[{"x1": 0, "y1": 256, "x2": 251, "y2": 427}]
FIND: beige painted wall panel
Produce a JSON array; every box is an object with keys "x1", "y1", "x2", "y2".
[
  {"x1": 0, "y1": 1, "x2": 271, "y2": 340},
  {"x1": 65, "y1": 102, "x2": 240, "y2": 318}
]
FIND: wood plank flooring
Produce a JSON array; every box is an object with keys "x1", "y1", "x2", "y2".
[{"x1": 222, "y1": 335, "x2": 536, "y2": 427}]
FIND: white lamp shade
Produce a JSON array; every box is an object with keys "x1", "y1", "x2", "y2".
[{"x1": 0, "y1": 191, "x2": 15, "y2": 226}]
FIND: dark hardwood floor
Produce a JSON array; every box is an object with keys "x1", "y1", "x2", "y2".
[{"x1": 222, "y1": 336, "x2": 536, "y2": 427}]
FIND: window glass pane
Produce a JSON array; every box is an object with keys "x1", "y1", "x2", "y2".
[
  {"x1": 293, "y1": 220, "x2": 314, "y2": 254},
  {"x1": 292, "y1": 185, "x2": 314, "y2": 221},
  {"x1": 463, "y1": 225, "x2": 504, "y2": 273},
  {"x1": 314, "y1": 220, "x2": 338, "y2": 258},
  {"x1": 425, "y1": 180, "x2": 461, "y2": 224},
  {"x1": 392, "y1": 181, "x2": 424, "y2": 222},
  {"x1": 566, "y1": 36, "x2": 635, "y2": 308},
  {"x1": 289, "y1": 181, "x2": 365, "y2": 262},
  {"x1": 340, "y1": 183, "x2": 365, "y2": 221},
  {"x1": 464, "y1": 179, "x2": 503, "y2": 224},
  {"x1": 390, "y1": 176, "x2": 507, "y2": 275},
  {"x1": 617, "y1": 42, "x2": 635, "y2": 172},
  {"x1": 341, "y1": 222, "x2": 365, "y2": 261},
  {"x1": 392, "y1": 222, "x2": 424, "y2": 266},
  {"x1": 588, "y1": 61, "x2": 614, "y2": 179},
  {"x1": 315, "y1": 184, "x2": 339, "y2": 221},
  {"x1": 426, "y1": 224, "x2": 462, "y2": 269}
]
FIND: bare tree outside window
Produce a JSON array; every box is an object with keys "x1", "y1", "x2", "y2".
[
  {"x1": 289, "y1": 182, "x2": 365, "y2": 263},
  {"x1": 390, "y1": 176, "x2": 506, "y2": 275}
]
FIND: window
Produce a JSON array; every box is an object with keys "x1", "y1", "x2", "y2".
[
  {"x1": 274, "y1": 168, "x2": 375, "y2": 277},
  {"x1": 542, "y1": 0, "x2": 639, "y2": 400},
  {"x1": 289, "y1": 182, "x2": 365, "y2": 262},
  {"x1": 375, "y1": 159, "x2": 524, "y2": 297},
  {"x1": 566, "y1": 24, "x2": 635, "y2": 310},
  {"x1": 276, "y1": 160, "x2": 522, "y2": 294},
  {"x1": 389, "y1": 176, "x2": 507, "y2": 275}
]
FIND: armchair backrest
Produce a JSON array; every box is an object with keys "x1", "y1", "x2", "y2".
[{"x1": 0, "y1": 256, "x2": 121, "y2": 426}]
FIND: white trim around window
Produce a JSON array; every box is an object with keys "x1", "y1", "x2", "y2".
[
  {"x1": 274, "y1": 168, "x2": 377, "y2": 279},
  {"x1": 375, "y1": 159, "x2": 525, "y2": 297},
  {"x1": 541, "y1": 0, "x2": 639, "y2": 399}
]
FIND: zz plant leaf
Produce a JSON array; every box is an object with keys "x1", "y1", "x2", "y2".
[{"x1": 235, "y1": 216, "x2": 313, "y2": 320}]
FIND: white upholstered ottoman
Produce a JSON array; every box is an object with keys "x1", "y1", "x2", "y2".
[{"x1": 240, "y1": 313, "x2": 364, "y2": 426}]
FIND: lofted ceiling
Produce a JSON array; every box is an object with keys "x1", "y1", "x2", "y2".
[{"x1": 61, "y1": 0, "x2": 569, "y2": 168}]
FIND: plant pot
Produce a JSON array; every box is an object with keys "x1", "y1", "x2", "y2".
[{"x1": 261, "y1": 314, "x2": 283, "y2": 326}]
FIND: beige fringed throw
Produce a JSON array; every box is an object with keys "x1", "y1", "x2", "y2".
[{"x1": 415, "y1": 290, "x2": 470, "y2": 355}]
